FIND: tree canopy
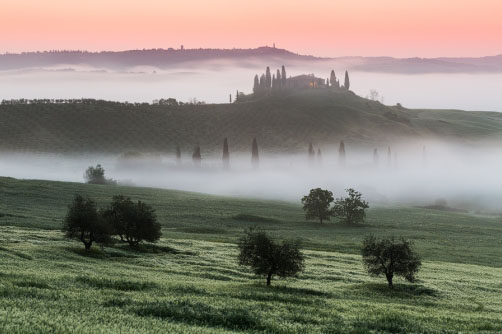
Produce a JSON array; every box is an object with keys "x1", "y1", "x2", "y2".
[
  {"x1": 301, "y1": 188, "x2": 334, "y2": 224},
  {"x1": 362, "y1": 236, "x2": 422, "y2": 288},
  {"x1": 238, "y1": 228, "x2": 305, "y2": 286},
  {"x1": 62, "y1": 195, "x2": 111, "y2": 250},
  {"x1": 333, "y1": 188, "x2": 369, "y2": 224}
]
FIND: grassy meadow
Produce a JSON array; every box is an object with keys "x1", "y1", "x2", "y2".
[{"x1": 1, "y1": 176, "x2": 502, "y2": 333}]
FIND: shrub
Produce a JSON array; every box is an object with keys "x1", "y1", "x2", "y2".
[
  {"x1": 84, "y1": 164, "x2": 116, "y2": 185},
  {"x1": 62, "y1": 195, "x2": 112, "y2": 250},
  {"x1": 362, "y1": 235, "x2": 421, "y2": 288},
  {"x1": 333, "y1": 188, "x2": 369, "y2": 224},
  {"x1": 102, "y1": 195, "x2": 162, "y2": 246},
  {"x1": 301, "y1": 188, "x2": 334, "y2": 224},
  {"x1": 238, "y1": 228, "x2": 305, "y2": 286}
]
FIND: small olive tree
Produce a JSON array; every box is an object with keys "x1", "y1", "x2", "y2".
[
  {"x1": 362, "y1": 236, "x2": 422, "y2": 288},
  {"x1": 333, "y1": 188, "x2": 369, "y2": 224},
  {"x1": 62, "y1": 194, "x2": 112, "y2": 250},
  {"x1": 301, "y1": 188, "x2": 334, "y2": 224},
  {"x1": 238, "y1": 229, "x2": 305, "y2": 286},
  {"x1": 102, "y1": 195, "x2": 162, "y2": 247}
]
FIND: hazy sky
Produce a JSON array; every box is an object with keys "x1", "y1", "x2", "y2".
[{"x1": 1, "y1": 0, "x2": 502, "y2": 57}]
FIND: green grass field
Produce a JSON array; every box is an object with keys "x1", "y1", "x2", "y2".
[{"x1": 1, "y1": 177, "x2": 502, "y2": 333}]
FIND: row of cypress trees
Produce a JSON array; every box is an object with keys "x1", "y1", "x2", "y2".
[{"x1": 176, "y1": 140, "x2": 410, "y2": 169}]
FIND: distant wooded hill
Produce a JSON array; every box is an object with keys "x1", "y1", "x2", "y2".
[
  {"x1": 1, "y1": 88, "x2": 500, "y2": 154},
  {"x1": 1, "y1": 47, "x2": 502, "y2": 73}
]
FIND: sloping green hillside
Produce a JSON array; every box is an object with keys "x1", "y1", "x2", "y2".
[
  {"x1": 0, "y1": 177, "x2": 502, "y2": 333},
  {"x1": 0, "y1": 89, "x2": 501, "y2": 153}
]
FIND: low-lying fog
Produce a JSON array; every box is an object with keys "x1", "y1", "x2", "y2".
[
  {"x1": 1, "y1": 65, "x2": 502, "y2": 111},
  {"x1": 2, "y1": 142, "x2": 501, "y2": 214}
]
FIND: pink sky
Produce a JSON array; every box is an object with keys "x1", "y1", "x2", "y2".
[{"x1": 1, "y1": 0, "x2": 502, "y2": 57}]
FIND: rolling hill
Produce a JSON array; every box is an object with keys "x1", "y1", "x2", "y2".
[
  {"x1": 0, "y1": 88, "x2": 500, "y2": 154},
  {"x1": 0, "y1": 177, "x2": 501, "y2": 333}
]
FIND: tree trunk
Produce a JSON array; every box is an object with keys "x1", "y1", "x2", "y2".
[
  {"x1": 266, "y1": 272, "x2": 273, "y2": 286},
  {"x1": 386, "y1": 272, "x2": 394, "y2": 288}
]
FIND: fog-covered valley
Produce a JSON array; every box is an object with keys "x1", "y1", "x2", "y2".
[
  {"x1": 2, "y1": 141, "x2": 501, "y2": 214},
  {"x1": 1, "y1": 63, "x2": 502, "y2": 111}
]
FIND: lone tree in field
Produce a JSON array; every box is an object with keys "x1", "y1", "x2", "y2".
[
  {"x1": 192, "y1": 146, "x2": 201, "y2": 167},
  {"x1": 251, "y1": 138, "x2": 259, "y2": 169},
  {"x1": 339, "y1": 140, "x2": 346, "y2": 166},
  {"x1": 344, "y1": 70, "x2": 350, "y2": 90},
  {"x1": 102, "y1": 195, "x2": 161, "y2": 247},
  {"x1": 62, "y1": 195, "x2": 111, "y2": 250},
  {"x1": 84, "y1": 164, "x2": 106, "y2": 184},
  {"x1": 362, "y1": 236, "x2": 422, "y2": 288},
  {"x1": 238, "y1": 228, "x2": 305, "y2": 286},
  {"x1": 333, "y1": 188, "x2": 369, "y2": 224},
  {"x1": 222, "y1": 137, "x2": 230, "y2": 169},
  {"x1": 301, "y1": 188, "x2": 334, "y2": 224}
]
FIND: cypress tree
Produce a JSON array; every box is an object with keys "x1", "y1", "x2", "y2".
[
  {"x1": 339, "y1": 140, "x2": 346, "y2": 166},
  {"x1": 253, "y1": 74, "x2": 260, "y2": 94},
  {"x1": 281, "y1": 65, "x2": 287, "y2": 87},
  {"x1": 272, "y1": 74, "x2": 276, "y2": 90},
  {"x1": 251, "y1": 138, "x2": 259, "y2": 169},
  {"x1": 260, "y1": 74, "x2": 266, "y2": 89},
  {"x1": 330, "y1": 70, "x2": 337, "y2": 88},
  {"x1": 387, "y1": 146, "x2": 392, "y2": 167},
  {"x1": 192, "y1": 146, "x2": 201, "y2": 167},
  {"x1": 276, "y1": 69, "x2": 281, "y2": 87},
  {"x1": 222, "y1": 138, "x2": 230, "y2": 169},
  {"x1": 265, "y1": 67, "x2": 272, "y2": 89},
  {"x1": 317, "y1": 148, "x2": 322, "y2": 164},
  {"x1": 308, "y1": 143, "x2": 315, "y2": 162},
  {"x1": 344, "y1": 71, "x2": 350, "y2": 90},
  {"x1": 373, "y1": 148, "x2": 379, "y2": 166},
  {"x1": 176, "y1": 145, "x2": 181, "y2": 165}
]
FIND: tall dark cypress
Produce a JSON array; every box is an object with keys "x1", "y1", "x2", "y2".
[
  {"x1": 265, "y1": 67, "x2": 272, "y2": 89},
  {"x1": 253, "y1": 75, "x2": 260, "y2": 94},
  {"x1": 276, "y1": 69, "x2": 281, "y2": 87},
  {"x1": 281, "y1": 65, "x2": 287, "y2": 87},
  {"x1": 259, "y1": 74, "x2": 266, "y2": 89},
  {"x1": 330, "y1": 70, "x2": 336, "y2": 88},
  {"x1": 176, "y1": 145, "x2": 181, "y2": 165},
  {"x1": 308, "y1": 143, "x2": 315, "y2": 162},
  {"x1": 344, "y1": 70, "x2": 350, "y2": 90},
  {"x1": 317, "y1": 148, "x2": 322, "y2": 164},
  {"x1": 251, "y1": 138, "x2": 259, "y2": 169},
  {"x1": 387, "y1": 146, "x2": 392, "y2": 167},
  {"x1": 222, "y1": 138, "x2": 230, "y2": 169},
  {"x1": 339, "y1": 140, "x2": 346, "y2": 166},
  {"x1": 192, "y1": 146, "x2": 201, "y2": 167}
]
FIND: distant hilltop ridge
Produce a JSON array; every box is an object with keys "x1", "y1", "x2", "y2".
[{"x1": 1, "y1": 46, "x2": 502, "y2": 73}]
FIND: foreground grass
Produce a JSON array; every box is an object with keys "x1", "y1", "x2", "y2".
[
  {"x1": 1, "y1": 228, "x2": 502, "y2": 334},
  {"x1": 1, "y1": 177, "x2": 501, "y2": 267}
]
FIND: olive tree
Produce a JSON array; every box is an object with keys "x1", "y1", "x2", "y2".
[
  {"x1": 333, "y1": 188, "x2": 369, "y2": 224},
  {"x1": 301, "y1": 188, "x2": 334, "y2": 224},
  {"x1": 238, "y1": 229, "x2": 305, "y2": 286},
  {"x1": 102, "y1": 195, "x2": 162, "y2": 247},
  {"x1": 362, "y1": 236, "x2": 422, "y2": 288},
  {"x1": 62, "y1": 194, "x2": 111, "y2": 250}
]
